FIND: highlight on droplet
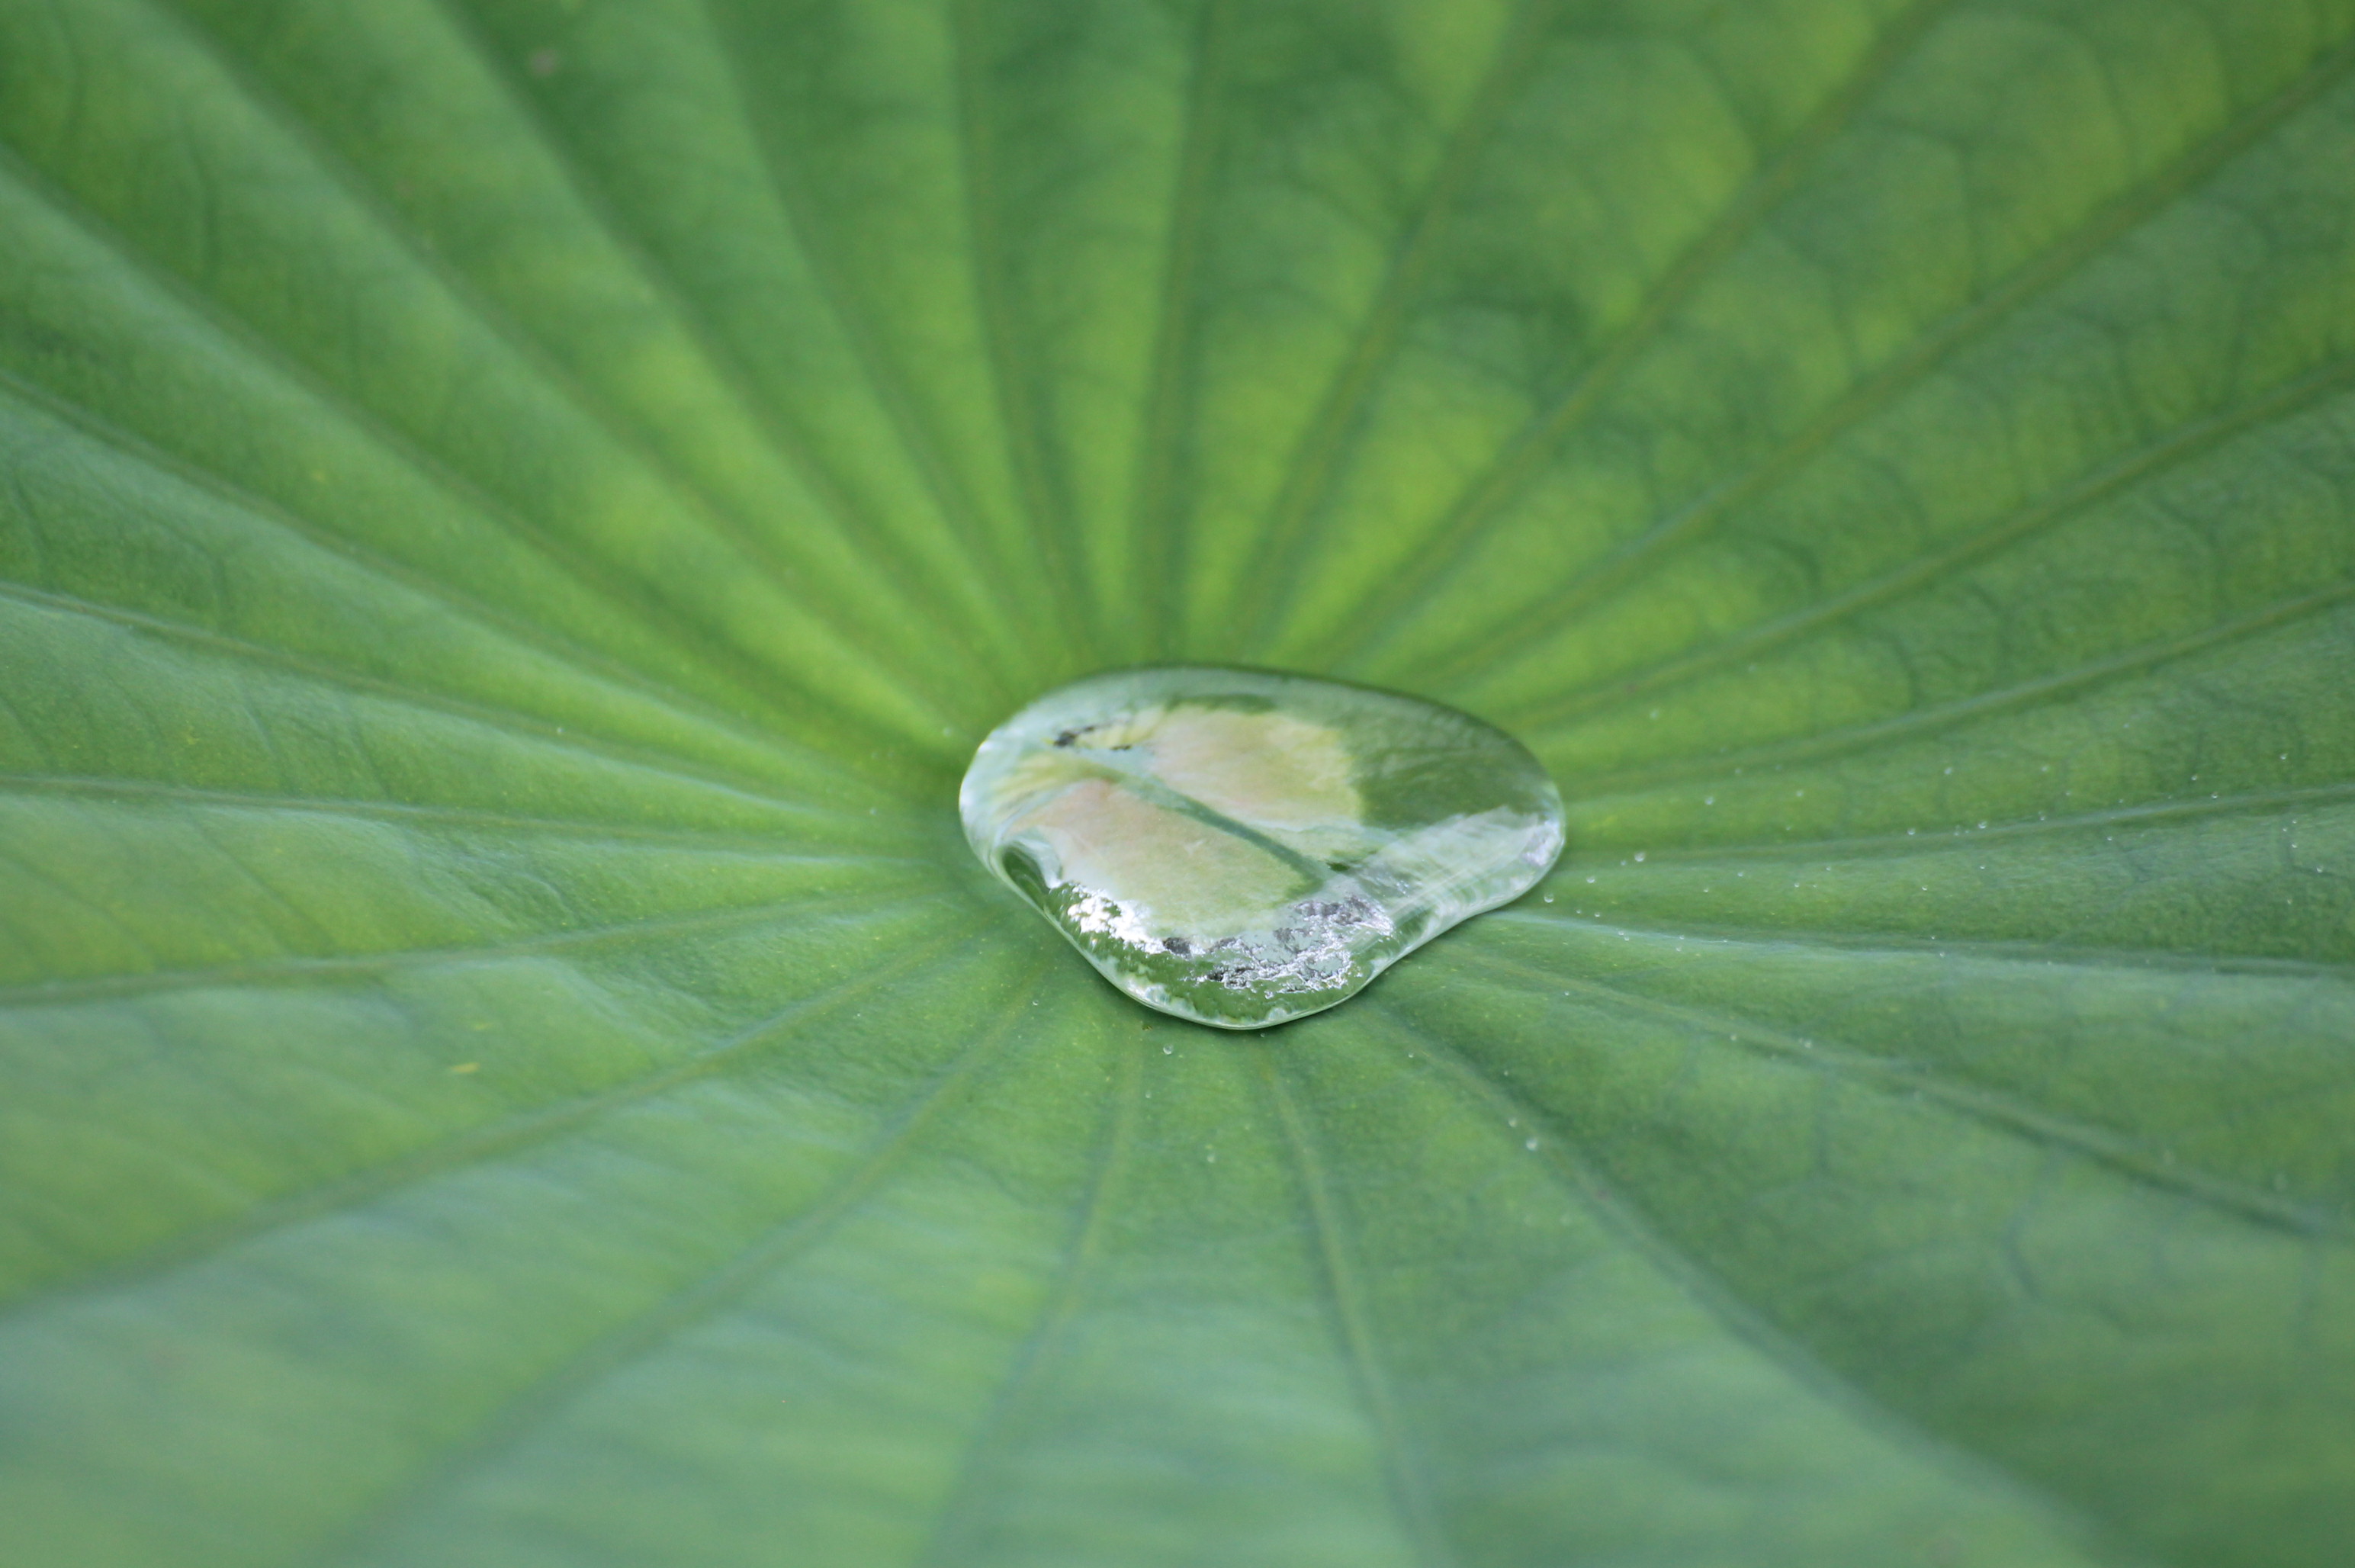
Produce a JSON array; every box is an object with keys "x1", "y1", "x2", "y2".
[{"x1": 960, "y1": 667, "x2": 1564, "y2": 1029}]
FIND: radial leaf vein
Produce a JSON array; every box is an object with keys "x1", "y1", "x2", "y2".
[
  {"x1": 0, "y1": 142, "x2": 918, "y2": 760},
  {"x1": 1592, "y1": 782, "x2": 2355, "y2": 863},
  {"x1": 421, "y1": 0, "x2": 1026, "y2": 706},
  {"x1": 947, "y1": 0, "x2": 1093, "y2": 667},
  {"x1": 698, "y1": 0, "x2": 1071, "y2": 676},
  {"x1": 153, "y1": 0, "x2": 998, "y2": 737},
  {"x1": 0, "y1": 879, "x2": 949, "y2": 1008},
  {"x1": 1512, "y1": 352, "x2": 2355, "y2": 731},
  {"x1": 0, "y1": 918, "x2": 989, "y2": 1328},
  {"x1": 0, "y1": 577, "x2": 875, "y2": 817},
  {"x1": 0, "y1": 362, "x2": 858, "y2": 785},
  {"x1": 1553, "y1": 577, "x2": 2355, "y2": 787},
  {"x1": 1129, "y1": 0, "x2": 1235, "y2": 662},
  {"x1": 1314, "y1": 0, "x2": 1968, "y2": 674},
  {"x1": 1370, "y1": 998, "x2": 2119, "y2": 1550},
  {"x1": 1262, "y1": 1052, "x2": 1455, "y2": 1568},
  {"x1": 913, "y1": 1023, "x2": 1143, "y2": 1567},
  {"x1": 0, "y1": 773, "x2": 927, "y2": 844},
  {"x1": 1437, "y1": 943, "x2": 2348, "y2": 1239},
  {"x1": 324, "y1": 950, "x2": 1055, "y2": 1566},
  {"x1": 1409, "y1": 24, "x2": 2355, "y2": 687},
  {"x1": 1230, "y1": 0, "x2": 1560, "y2": 652},
  {"x1": 1486, "y1": 908, "x2": 2355, "y2": 983}
]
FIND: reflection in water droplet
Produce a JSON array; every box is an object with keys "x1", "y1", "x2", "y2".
[{"x1": 962, "y1": 667, "x2": 1564, "y2": 1029}]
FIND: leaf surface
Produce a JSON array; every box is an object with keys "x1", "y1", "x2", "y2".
[{"x1": 2, "y1": 0, "x2": 2351, "y2": 1563}]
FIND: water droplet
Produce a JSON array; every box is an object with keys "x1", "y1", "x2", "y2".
[
  {"x1": 962, "y1": 667, "x2": 1564, "y2": 1029},
  {"x1": 1524, "y1": 1138, "x2": 1539, "y2": 1152}
]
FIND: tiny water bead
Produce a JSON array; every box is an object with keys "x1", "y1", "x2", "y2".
[{"x1": 960, "y1": 667, "x2": 1566, "y2": 1029}]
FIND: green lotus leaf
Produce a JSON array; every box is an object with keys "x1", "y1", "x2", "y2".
[{"x1": 2, "y1": 0, "x2": 2350, "y2": 1564}]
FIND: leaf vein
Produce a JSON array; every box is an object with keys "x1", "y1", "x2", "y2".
[
  {"x1": 0, "y1": 772, "x2": 923, "y2": 845},
  {"x1": 1128, "y1": 0, "x2": 1235, "y2": 660},
  {"x1": 1512, "y1": 349, "x2": 2355, "y2": 731},
  {"x1": 1405, "y1": 21, "x2": 2355, "y2": 686},
  {"x1": 420, "y1": 0, "x2": 1029, "y2": 709},
  {"x1": 0, "y1": 141, "x2": 908, "y2": 757},
  {"x1": 1263, "y1": 1052, "x2": 1456, "y2": 1568},
  {"x1": 699, "y1": 0, "x2": 1070, "y2": 673},
  {"x1": 1314, "y1": 0, "x2": 1967, "y2": 673},
  {"x1": 0, "y1": 879, "x2": 947, "y2": 1008},
  {"x1": 0, "y1": 918, "x2": 991, "y2": 1327},
  {"x1": 1549, "y1": 577, "x2": 2355, "y2": 787},
  {"x1": 321, "y1": 947, "x2": 1054, "y2": 1565},
  {"x1": 1370, "y1": 997, "x2": 2136, "y2": 1555},
  {"x1": 1435, "y1": 942, "x2": 2351, "y2": 1239},
  {"x1": 0, "y1": 578, "x2": 877, "y2": 818},
  {"x1": 912, "y1": 1019, "x2": 1143, "y2": 1567},
  {"x1": 1232, "y1": 0, "x2": 1561, "y2": 651}
]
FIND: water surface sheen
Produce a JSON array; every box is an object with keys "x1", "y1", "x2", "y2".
[{"x1": 961, "y1": 667, "x2": 1565, "y2": 1028}]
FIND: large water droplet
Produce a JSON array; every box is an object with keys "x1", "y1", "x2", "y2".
[{"x1": 961, "y1": 667, "x2": 1565, "y2": 1029}]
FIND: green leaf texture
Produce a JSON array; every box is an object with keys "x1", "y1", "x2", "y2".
[{"x1": 2, "y1": 0, "x2": 2351, "y2": 1563}]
